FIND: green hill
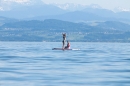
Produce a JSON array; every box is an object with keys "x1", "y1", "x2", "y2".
[{"x1": 0, "y1": 19, "x2": 130, "y2": 42}]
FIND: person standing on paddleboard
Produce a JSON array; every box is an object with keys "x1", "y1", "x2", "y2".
[{"x1": 62, "y1": 33, "x2": 66, "y2": 49}]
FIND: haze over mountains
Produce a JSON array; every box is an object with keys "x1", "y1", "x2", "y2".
[
  {"x1": 0, "y1": 1, "x2": 130, "y2": 21},
  {"x1": 0, "y1": 1, "x2": 130, "y2": 42}
]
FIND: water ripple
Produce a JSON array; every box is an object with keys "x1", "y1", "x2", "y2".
[{"x1": 0, "y1": 42, "x2": 130, "y2": 86}]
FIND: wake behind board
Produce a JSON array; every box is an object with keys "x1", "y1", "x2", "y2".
[{"x1": 52, "y1": 48, "x2": 80, "y2": 50}]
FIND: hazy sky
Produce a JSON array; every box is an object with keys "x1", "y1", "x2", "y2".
[
  {"x1": 0, "y1": 0, "x2": 130, "y2": 10},
  {"x1": 42, "y1": 0, "x2": 130, "y2": 10}
]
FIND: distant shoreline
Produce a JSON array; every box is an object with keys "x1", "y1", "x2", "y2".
[{"x1": 0, "y1": 41, "x2": 130, "y2": 43}]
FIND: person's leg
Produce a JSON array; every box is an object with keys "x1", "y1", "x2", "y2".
[{"x1": 62, "y1": 40, "x2": 65, "y2": 49}]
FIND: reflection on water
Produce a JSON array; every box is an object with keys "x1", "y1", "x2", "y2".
[{"x1": 0, "y1": 42, "x2": 130, "y2": 86}]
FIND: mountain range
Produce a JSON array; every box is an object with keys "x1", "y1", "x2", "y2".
[
  {"x1": 0, "y1": 2, "x2": 130, "y2": 22},
  {"x1": 0, "y1": 2, "x2": 130, "y2": 42}
]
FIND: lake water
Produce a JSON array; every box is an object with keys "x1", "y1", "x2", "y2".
[{"x1": 0, "y1": 42, "x2": 130, "y2": 86}]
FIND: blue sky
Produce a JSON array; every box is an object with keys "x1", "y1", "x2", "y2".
[{"x1": 0, "y1": 0, "x2": 130, "y2": 10}]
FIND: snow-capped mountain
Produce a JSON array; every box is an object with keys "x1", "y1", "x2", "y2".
[
  {"x1": 0, "y1": 1, "x2": 130, "y2": 22},
  {"x1": 0, "y1": 0, "x2": 46, "y2": 11},
  {"x1": 0, "y1": 0, "x2": 102, "y2": 11},
  {"x1": 53, "y1": 3, "x2": 102, "y2": 11},
  {"x1": 114, "y1": 7, "x2": 130, "y2": 12},
  {"x1": 53, "y1": 3, "x2": 87, "y2": 11},
  {"x1": 86, "y1": 4, "x2": 102, "y2": 9},
  {"x1": 0, "y1": 0, "x2": 68, "y2": 19}
]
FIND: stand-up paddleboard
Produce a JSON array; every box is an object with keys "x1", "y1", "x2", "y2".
[{"x1": 52, "y1": 48, "x2": 80, "y2": 50}]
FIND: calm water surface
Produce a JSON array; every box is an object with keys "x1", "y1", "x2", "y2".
[{"x1": 0, "y1": 42, "x2": 130, "y2": 86}]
